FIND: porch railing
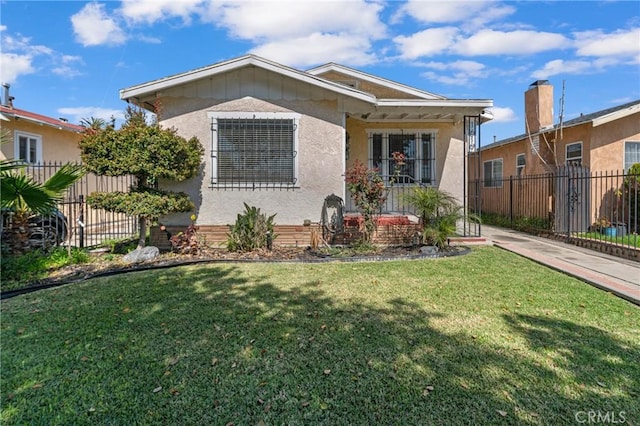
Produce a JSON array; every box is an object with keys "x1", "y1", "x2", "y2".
[{"x1": 344, "y1": 174, "x2": 425, "y2": 217}]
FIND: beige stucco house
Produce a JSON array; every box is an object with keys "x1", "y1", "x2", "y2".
[
  {"x1": 471, "y1": 81, "x2": 640, "y2": 243},
  {"x1": 0, "y1": 84, "x2": 84, "y2": 164},
  {"x1": 476, "y1": 81, "x2": 640, "y2": 180},
  {"x1": 120, "y1": 55, "x2": 492, "y2": 246}
]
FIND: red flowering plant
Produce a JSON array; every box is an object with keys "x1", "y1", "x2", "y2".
[{"x1": 344, "y1": 152, "x2": 406, "y2": 243}]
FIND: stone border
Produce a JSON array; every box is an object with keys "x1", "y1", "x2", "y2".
[{"x1": 1, "y1": 246, "x2": 471, "y2": 300}]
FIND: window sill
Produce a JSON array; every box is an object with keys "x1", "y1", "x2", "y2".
[{"x1": 209, "y1": 183, "x2": 300, "y2": 191}]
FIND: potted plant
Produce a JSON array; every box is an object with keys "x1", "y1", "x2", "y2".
[{"x1": 593, "y1": 217, "x2": 617, "y2": 237}]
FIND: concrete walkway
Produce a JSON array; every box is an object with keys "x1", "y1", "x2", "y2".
[{"x1": 479, "y1": 225, "x2": 640, "y2": 305}]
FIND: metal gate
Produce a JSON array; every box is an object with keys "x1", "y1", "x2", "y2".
[{"x1": 554, "y1": 165, "x2": 591, "y2": 234}]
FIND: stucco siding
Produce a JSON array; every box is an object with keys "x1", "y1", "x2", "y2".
[
  {"x1": 157, "y1": 96, "x2": 345, "y2": 227},
  {"x1": 0, "y1": 120, "x2": 81, "y2": 163},
  {"x1": 590, "y1": 114, "x2": 640, "y2": 172},
  {"x1": 480, "y1": 111, "x2": 640, "y2": 178},
  {"x1": 345, "y1": 117, "x2": 466, "y2": 202}
]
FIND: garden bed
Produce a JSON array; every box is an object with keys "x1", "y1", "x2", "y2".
[{"x1": 1, "y1": 244, "x2": 470, "y2": 298}]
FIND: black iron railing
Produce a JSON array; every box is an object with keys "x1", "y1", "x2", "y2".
[{"x1": 2, "y1": 162, "x2": 138, "y2": 249}]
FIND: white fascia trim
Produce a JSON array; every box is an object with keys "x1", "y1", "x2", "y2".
[
  {"x1": 375, "y1": 99, "x2": 493, "y2": 108},
  {"x1": 11, "y1": 113, "x2": 81, "y2": 133},
  {"x1": 307, "y1": 63, "x2": 445, "y2": 100},
  {"x1": 592, "y1": 103, "x2": 640, "y2": 127},
  {"x1": 121, "y1": 55, "x2": 376, "y2": 104}
]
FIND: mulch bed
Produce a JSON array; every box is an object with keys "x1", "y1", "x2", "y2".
[{"x1": 2, "y1": 245, "x2": 469, "y2": 299}]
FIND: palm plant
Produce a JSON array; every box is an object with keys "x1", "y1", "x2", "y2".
[
  {"x1": 1, "y1": 131, "x2": 85, "y2": 252},
  {"x1": 404, "y1": 187, "x2": 475, "y2": 249}
]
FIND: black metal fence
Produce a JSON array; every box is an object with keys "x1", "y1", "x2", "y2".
[
  {"x1": 470, "y1": 166, "x2": 639, "y2": 250},
  {"x1": 8, "y1": 162, "x2": 138, "y2": 249}
]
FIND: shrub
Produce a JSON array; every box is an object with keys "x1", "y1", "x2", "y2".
[
  {"x1": 227, "y1": 203, "x2": 277, "y2": 252},
  {"x1": 344, "y1": 153, "x2": 405, "y2": 243},
  {"x1": 1, "y1": 247, "x2": 89, "y2": 291},
  {"x1": 403, "y1": 187, "x2": 470, "y2": 248},
  {"x1": 169, "y1": 215, "x2": 200, "y2": 255}
]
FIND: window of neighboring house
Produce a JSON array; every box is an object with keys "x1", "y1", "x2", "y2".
[
  {"x1": 483, "y1": 159, "x2": 503, "y2": 188},
  {"x1": 516, "y1": 153, "x2": 526, "y2": 177},
  {"x1": 15, "y1": 131, "x2": 42, "y2": 164},
  {"x1": 624, "y1": 141, "x2": 640, "y2": 171},
  {"x1": 368, "y1": 130, "x2": 436, "y2": 185},
  {"x1": 208, "y1": 112, "x2": 299, "y2": 188},
  {"x1": 565, "y1": 142, "x2": 582, "y2": 166}
]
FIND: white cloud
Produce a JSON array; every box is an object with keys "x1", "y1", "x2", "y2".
[
  {"x1": 486, "y1": 106, "x2": 518, "y2": 123},
  {"x1": 394, "y1": 28, "x2": 459, "y2": 59},
  {"x1": 420, "y1": 60, "x2": 488, "y2": 85},
  {"x1": 396, "y1": 0, "x2": 514, "y2": 28},
  {"x1": 251, "y1": 33, "x2": 377, "y2": 68},
  {"x1": 136, "y1": 35, "x2": 162, "y2": 44},
  {"x1": 71, "y1": 3, "x2": 126, "y2": 46},
  {"x1": 0, "y1": 53, "x2": 35, "y2": 84},
  {"x1": 454, "y1": 30, "x2": 569, "y2": 56},
  {"x1": 57, "y1": 106, "x2": 124, "y2": 124},
  {"x1": 531, "y1": 59, "x2": 594, "y2": 79},
  {"x1": 119, "y1": 0, "x2": 203, "y2": 25},
  {"x1": 2, "y1": 33, "x2": 53, "y2": 56},
  {"x1": 202, "y1": 0, "x2": 386, "y2": 40},
  {"x1": 574, "y1": 28, "x2": 640, "y2": 59},
  {"x1": 0, "y1": 28, "x2": 81, "y2": 84},
  {"x1": 395, "y1": 28, "x2": 569, "y2": 59}
]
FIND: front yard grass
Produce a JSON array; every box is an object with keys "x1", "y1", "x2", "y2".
[{"x1": 1, "y1": 246, "x2": 638, "y2": 425}]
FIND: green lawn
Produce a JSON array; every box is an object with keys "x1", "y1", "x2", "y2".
[
  {"x1": 575, "y1": 232, "x2": 640, "y2": 248},
  {"x1": 1, "y1": 246, "x2": 638, "y2": 425}
]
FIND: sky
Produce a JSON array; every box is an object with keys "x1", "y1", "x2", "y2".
[{"x1": 1, "y1": 0, "x2": 639, "y2": 143}]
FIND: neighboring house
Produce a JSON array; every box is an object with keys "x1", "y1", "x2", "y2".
[
  {"x1": 476, "y1": 81, "x2": 640, "y2": 181},
  {"x1": 0, "y1": 84, "x2": 138, "y2": 247},
  {"x1": 471, "y1": 81, "x2": 640, "y2": 246},
  {"x1": 0, "y1": 84, "x2": 84, "y2": 164},
  {"x1": 119, "y1": 55, "x2": 493, "y2": 246}
]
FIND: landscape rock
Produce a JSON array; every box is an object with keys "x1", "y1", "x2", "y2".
[
  {"x1": 123, "y1": 246, "x2": 160, "y2": 264},
  {"x1": 420, "y1": 245, "x2": 439, "y2": 254}
]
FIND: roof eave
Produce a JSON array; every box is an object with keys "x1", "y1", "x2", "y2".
[
  {"x1": 1, "y1": 111, "x2": 83, "y2": 133},
  {"x1": 307, "y1": 63, "x2": 446, "y2": 100},
  {"x1": 375, "y1": 99, "x2": 493, "y2": 108},
  {"x1": 592, "y1": 103, "x2": 640, "y2": 127},
  {"x1": 120, "y1": 55, "x2": 377, "y2": 104}
]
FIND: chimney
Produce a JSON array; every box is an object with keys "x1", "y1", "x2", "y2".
[
  {"x1": 525, "y1": 80, "x2": 553, "y2": 134},
  {"x1": 2, "y1": 83, "x2": 14, "y2": 108}
]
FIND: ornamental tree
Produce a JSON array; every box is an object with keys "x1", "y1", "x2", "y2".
[
  {"x1": 344, "y1": 152, "x2": 405, "y2": 243},
  {"x1": 79, "y1": 106, "x2": 203, "y2": 248}
]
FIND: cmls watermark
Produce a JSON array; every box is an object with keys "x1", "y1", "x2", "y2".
[{"x1": 575, "y1": 411, "x2": 626, "y2": 424}]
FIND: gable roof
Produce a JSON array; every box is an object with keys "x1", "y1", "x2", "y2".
[
  {"x1": 120, "y1": 54, "x2": 375, "y2": 103},
  {"x1": 120, "y1": 54, "x2": 493, "y2": 122},
  {"x1": 0, "y1": 105, "x2": 84, "y2": 133},
  {"x1": 483, "y1": 99, "x2": 640, "y2": 150},
  {"x1": 306, "y1": 62, "x2": 445, "y2": 100}
]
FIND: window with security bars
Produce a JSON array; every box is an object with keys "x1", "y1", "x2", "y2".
[
  {"x1": 211, "y1": 117, "x2": 297, "y2": 187},
  {"x1": 369, "y1": 131, "x2": 436, "y2": 185}
]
